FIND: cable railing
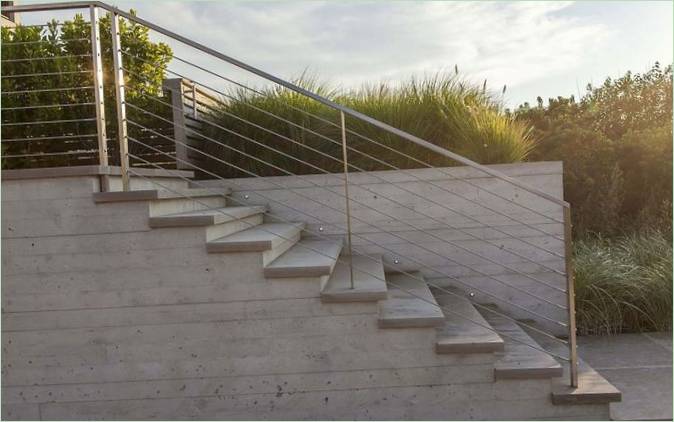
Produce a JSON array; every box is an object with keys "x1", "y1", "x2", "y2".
[
  {"x1": 0, "y1": 1, "x2": 579, "y2": 388},
  {"x1": 122, "y1": 84, "x2": 568, "y2": 312}
]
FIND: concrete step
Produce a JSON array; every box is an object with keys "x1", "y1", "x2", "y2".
[
  {"x1": 378, "y1": 273, "x2": 445, "y2": 328},
  {"x1": 479, "y1": 310, "x2": 563, "y2": 380},
  {"x1": 264, "y1": 240, "x2": 343, "y2": 278},
  {"x1": 523, "y1": 327, "x2": 622, "y2": 405},
  {"x1": 320, "y1": 255, "x2": 388, "y2": 302},
  {"x1": 149, "y1": 206, "x2": 266, "y2": 228},
  {"x1": 432, "y1": 292, "x2": 505, "y2": 354},
  {"x1": 206, "y1": 222, "x2": 305, "y2": 254},
  {"x1": 92, "y1": 188, "x2": 230, "y2": 203}
]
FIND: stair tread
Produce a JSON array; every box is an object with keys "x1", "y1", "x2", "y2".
[
  {"x1": 208, "y1": 222, "x2": 305, "y2": 252},
  {"x1": 93, "y1": 188, "x2": 229, "y2": 203},
  {"x1": 265, "y1": 240, "x2": 343, "y2": 278},
  {"x1": 433, "y1": 293, "x2": 504, "y2": 353},
  {"x1": 524, "y1": 328, "x2": 622, "y2": 405},
  {"x1": 149, "y1": 206, "x2": 265, "y2": 227},
  {"x1": 320, "y1": 255, "x2": 388, "y2": 302},
  {"x1": 378, "y1": 273, "x2": 445, "y2": 328},
  {"x1": 480, "y1": 311, "x2": 563, "y2": 379}
]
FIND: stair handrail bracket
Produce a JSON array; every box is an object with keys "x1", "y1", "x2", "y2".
[{"x1": 1, "y1": 0, "x2": 578, "y2": 389}]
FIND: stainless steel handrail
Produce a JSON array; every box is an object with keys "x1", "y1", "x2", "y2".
[{"x1": 2, "y1": 0, "x2": 569, "y2": 208}]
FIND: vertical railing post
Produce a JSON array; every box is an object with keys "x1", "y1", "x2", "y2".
[
  {"x1": 110, "y1": 12, "x2": 130, "y2": 191},
  {"x1": 163, "y1": 78, "x2": 189, "y2": 170},
  {"x1": 340, "y1": 111, "x2": 355, "y2": 289},
  {"x1": 563, "y1": 205, "x2": 579, "y2": 388},
  {"x1": 89, "y1": 5, "x2": 109, "y2": 191},
  {"x1": 190, "y1": 81, "x2": 198, "y2": 119}
]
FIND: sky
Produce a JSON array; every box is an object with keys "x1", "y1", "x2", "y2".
[{"x1": 16, "y1": 0, "x2": 674, "y2": 108}]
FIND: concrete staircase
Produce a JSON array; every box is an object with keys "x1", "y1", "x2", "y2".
[
  {"x1": 94, "y1": 180, "x2": 621, "y2": 407},
  {"x1": 3, "y1": 172, "x2": 620, "y2": 420}
]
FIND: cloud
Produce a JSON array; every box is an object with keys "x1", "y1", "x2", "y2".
[{"x1": 117, "y1": 1, "x2": 608, "y2": 96}]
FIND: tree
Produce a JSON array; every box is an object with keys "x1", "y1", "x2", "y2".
[
  {"x1": 1, "y1": 11, "x2": 174, "y2": 169},
  {"x1": 515, "y1": 63, "x2": 673, "y2": 236}
]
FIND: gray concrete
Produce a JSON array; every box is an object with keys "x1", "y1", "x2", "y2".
[
  {"x1": 434, "y1": 292, "x2": 505, "y2": 354},
  {"x1": 481, "y1": 311, "x2": 563, "y2": 380},
  {"x1": 578, "y1": 332, "x2": 673, "y2": 421},
  {"x1": 2, "y1": 172, "x2": 610, "y2": 420},
  {"x1": 265, "y1": 240, "x2": 342, "y2": 278},
  {"x1": 378, "y1": 272, "x2": 445, "y2": 328},
  {"x1": 320, "y1": 255, "x2": 388, "y2": 302}
]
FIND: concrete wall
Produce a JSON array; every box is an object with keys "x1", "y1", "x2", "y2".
[
  {"x1": 199, "y1": 161, "x2": 568, "y2": 334},
  {"x1": 1, "y1": 169, "x2": 600, "y2": 420}
]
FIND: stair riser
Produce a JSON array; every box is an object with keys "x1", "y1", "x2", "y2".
[
  {"x1": 435, "y1": 342, "x2": 505, "y2": 354},
  {"x1": 494, "y1": 368, "x2": 564, "y2": 380},
  {"x1": 149, "y1": 196, "x2": 228, "y2": 217},
  {"x1": 264, "y1": 265, "x2": 332, "y2": 278},
  {"x1": 378, "y1": 318, "x2": 445, "y2": 329},
  {"x1": 108, "y1": 177, "x2": 189, "y2": 192},
  {"x1": 321, "y1": 291, "x2": 388, "y2": 303},
  {"x1": 205, "y1": 214, "x2": 264, "y2": 243}
]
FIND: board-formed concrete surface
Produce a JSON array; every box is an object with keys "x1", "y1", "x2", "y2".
[
  {"x1": 2, "y1": 166, "x2": 614, "y2": 420},
  {"x1": 200, "y1": 162, "x2": 568, "y2": 335}
]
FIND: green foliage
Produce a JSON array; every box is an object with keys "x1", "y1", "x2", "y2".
[
  {"x1": 515, "y1": 63, "x2": 673, "y2": 236},
  {"x1": 1, "y1": 12, "x2": 173, "y2": 169},
  {"x1": 574, "y1": 231, "x2": 672, "y2": 335},
  {"x1": 198, "y1": 73, "x2": 535, "y2": 178}
]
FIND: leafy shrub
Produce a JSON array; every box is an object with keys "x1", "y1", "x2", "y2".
[
  {"x1": 574, "y1": 231, "x2": 672, "y2": 335},
  {"x1": 1, "y1": 13, "x2": 173, "y2": 169},
  {"x1": 516, "y1": 63, "x2": 673, "y2": 237}
]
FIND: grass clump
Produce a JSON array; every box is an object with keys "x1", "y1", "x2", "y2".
[
  {"x1": 198, "y1": 73, "x2": 535, "y2": 178},
  {"x1": 574, "y1": 230, "x2": 672, "y2": 335}
]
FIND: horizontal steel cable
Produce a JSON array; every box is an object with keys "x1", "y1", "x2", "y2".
[
  {"x1": 169, "y1": 53, "x2": 567, "y2": 226},
  {"x1": 1, "y1": 86, "x2": 94, "y2": 95},
  {"x1": 1, "y1": 37, "x2": 89, "y2": 46},
  {"x1": 126, "y1": 120, "x2": 568, "y2": 321},
  {"x1": 0, "y1": 54, "x2": 91, "y2": 63},
  {"x1": 1, "y1": 70, "x2": 92, "y2": 79},
  {"x1": 125, "y1": 94, "x2": 568, "y2": 294},
  {"x1": 1, "y1": 23, "x2": 62, "y2": 29},
  {"x1": 125, "y1": 148, "x2": 570, "y2": 357},
  {"x1": 4, "y1": 150, "x2": 97, "y2": 158},
  {"x1": 1, "y1": 133, "x2": 98, "y2": 142},
  {"x1": 2, "y1": 102, "x2": 95, "y2": 111},
  {"x1": 2, "y1": 117, "x2": 96, "y2": 126}
]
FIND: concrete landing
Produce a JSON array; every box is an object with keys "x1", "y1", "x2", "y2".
[{"x1": 578, "y1": 332, "x2": 672, "y2": 421}]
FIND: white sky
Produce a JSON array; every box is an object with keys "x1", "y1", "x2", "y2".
[{"x1": 16, "y1": 0, "x2": 674, "y2": 107}]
